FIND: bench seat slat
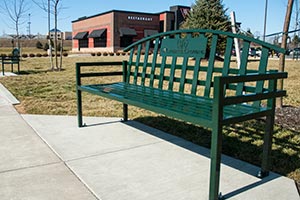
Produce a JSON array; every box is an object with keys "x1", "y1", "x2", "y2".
[{"x1": 79, "y1": 82, "x2": 267, "y2": 127}]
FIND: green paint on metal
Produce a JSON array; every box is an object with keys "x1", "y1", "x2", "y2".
[
  {"x1": 75, "y1": 29, "x2": 288, "y2": 200},
  {"x1": 160, "y1": 35, "x2": 207, "y2": 58}
]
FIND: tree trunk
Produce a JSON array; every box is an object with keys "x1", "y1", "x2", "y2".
[
  {"x1": 277, "y1": 0, "x2": 294, "y2": 108},
  {"x1": 54, "y1": 0, "x2": 59, "y2": 70},
  {"x1": 48, "y1": 0, "x2": 54, "y2": 70}
]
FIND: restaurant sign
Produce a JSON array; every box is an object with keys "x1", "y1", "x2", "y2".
[{"x1": 128, "y1": 16, "x2": 153, "y2": 21}]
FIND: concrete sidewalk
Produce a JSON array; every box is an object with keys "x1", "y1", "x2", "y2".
[{"x1": 0, "y1": 83, "x2": 299, "y2": 199}]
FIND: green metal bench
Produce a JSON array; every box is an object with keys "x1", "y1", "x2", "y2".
[
  {"x1": 1, "y1": 48, "x2": 20, "y2": 75},
  {"x1": 76, "y1": 29, "x2": 287, "y2": 200}
]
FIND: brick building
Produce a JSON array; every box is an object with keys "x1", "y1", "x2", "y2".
[{"x1": 72, "y1": 5, "x2": 190, "y2": 52}]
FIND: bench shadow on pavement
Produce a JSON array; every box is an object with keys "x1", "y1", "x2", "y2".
[{"x1": 119, "y1": 116, "x2": 296, "y2": 198}]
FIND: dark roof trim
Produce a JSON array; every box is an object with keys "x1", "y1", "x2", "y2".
[
  {"x1": 72, "y1": 9, "x2": 159, "y2": 23},
  {"x1": 119, "y1": 28, "x2": 137, "y2": 36},
  {"x1": 88, "y1": 29, "x2": 106, "y2": 38},
  {"x1": 73, "y1": 31, "x2": 88, "y2": 39}
]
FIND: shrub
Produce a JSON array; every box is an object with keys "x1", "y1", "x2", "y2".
[
  {"x1": 91, "y1": 52, "x2": 96, "y2": 56},
  {"x1": 36, "y1": 53, "x2": 42, "y2": 57},
  {"x1": 36, "y1": 41, "x2": 43, "y2": 49},
  {"x1": 116, "y1": 52, "x2": 120, "y2": 56},
  {"x1": 96, "y1": 52, "x2": 101, "y2": 56},
  {"x1": 109, "y1": 52, "x2": 114, "y2": 56},
  {"x1": 43, "y1": 43, "x2": 49, "y2": 51},
  {"x1": 43, "y1": 53, "x2": 48, "y2": 57},
  {"x1": 121, "y1": 52, "x2": 126, "y2": 56},
  {"x1": 22, "y1": 54, "x2": 28, "y2": 58},
  {"x1": 29, "y1": 53, "x2": 35, "y2": 57},
  {"x1": 63, "y1": 52, "x2": 68, "y2": 57},
  {"x1": 103, "y1": 52, "x2": 108, "y2": 56},
  {"x1": 57, "y1": 43, "x2": 62, "y2": 51}
]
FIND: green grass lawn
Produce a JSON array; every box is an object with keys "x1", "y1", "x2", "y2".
[{"x1": 0, "y1": 55, "x2": 299, "y2": 184}]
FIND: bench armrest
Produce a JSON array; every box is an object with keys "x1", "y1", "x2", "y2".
[
  {"x1": 216, "y1": 72, "x2": 287, "y2": 105},
  {"x1": 212, "y1": 72, "x2": 287, "y2": 124},
  {"x1": 76, "y1": 61, "x2": 126, "y2": 86}
]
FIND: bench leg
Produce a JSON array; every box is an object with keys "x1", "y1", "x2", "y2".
[
  {"x1": 258, "y1": 114, "x2": 274, "y2": 178},
  {"x1": 123, "y1": 103, "x2": 128, "y2": 121},
  {"x1": 1, "y1": 58, "x2": 4, "y2": 76},
  {"x1": 209, "y1": 125, "x2": 223, "y2": 200},
  {"x1": 77, "y1": 89, "x2": 83, "y2": 127}
]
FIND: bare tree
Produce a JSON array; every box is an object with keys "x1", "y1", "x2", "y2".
[
  {"x1": 54, "y1": 0, "x2": 60, "y2": 70},
  {"x1": 293, "y1": 0, "x2": 299, "y2": 38},
  {"x1": 32, "y1": 0, "x2": 64, "y2": 70},
  {"x1": 1, "y1": 0, "x2": 29, "y2": 50}
]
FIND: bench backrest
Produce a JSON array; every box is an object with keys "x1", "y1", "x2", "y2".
[
  {"x1": 11, "y1": 48, "x2": 20, "y2": 61},
  {"x1": 123, "y1": 29, "x2": 285, "y2": 101}
]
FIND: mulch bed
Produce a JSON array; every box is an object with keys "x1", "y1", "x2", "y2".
[
  {"x1": 275, "y1": 106, "x2": 300, "y2": 194},
  {"x1": 275, "y1": 106, "x2": 300, "y2": 131}
]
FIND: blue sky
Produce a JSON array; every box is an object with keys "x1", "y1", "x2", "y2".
[{"x1": 0, "y1": 0, "x2": 297, "y2": 38}]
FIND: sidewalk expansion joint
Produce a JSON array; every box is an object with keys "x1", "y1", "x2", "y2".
[
  {"x1": 0, "y1": 161, "x2": 62, "y2": 175},
  {"x1": 63, "y1": 162, "x2": 102, "y2": 200}
]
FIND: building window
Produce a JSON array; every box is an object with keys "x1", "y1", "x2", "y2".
[
  {"x1": 94, "y1": 37, "x2": 106, "y2": 47},
  {"x1": 79, "y1": 39, "x2": 88, "y2": 48},
  {"x1": 159, "y1": 21, "x2": 164, "y2": 32},
  {"x1": 119, "y1": 28, "x2": 137, "y2": 47},
  {"x1": 88, "y1": 29, "x2": 107, "y2": 47},
  {"x1": 73, "y1": 31, "x2": 89, "y2": 49},
  {"x1": 120, "y1": 36, "x2": 134, "y2": 47}
]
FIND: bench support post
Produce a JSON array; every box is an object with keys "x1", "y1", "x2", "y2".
[
  {"x1": 209, "y1": 126, "x2": 223, "y2": 200},
  {"x1": 1, "y1": 58, "x2": 4, "y2": 75},
  {"x1": 122, "y1": 61, "x2": 128, "y2": 121},
  {"x1": 258, "y1": 79, "x2": 276, "y2": 178},
  {"x1": 76, "y1": 63, "x2": 83, "y2": 127},
  {"x1": 77, "y1": 89, "x2": 83, "y2": 127},
  {"x1": 210, "y1": 77, "x2": 223, "y2": 200},
  {"x1": 258, "y1": 114, "x2": 274, "y2": 178},
  {"x1": 17, "y1": 62, "x2": 20, "y2": 74},
  {"x1": 123, "y1": 103, "x2": 128, "y2": 121}
]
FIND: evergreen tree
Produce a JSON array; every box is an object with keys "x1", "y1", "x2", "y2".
[
  {"x1": 245, "y1": 28, "x2": 254, "y2": 38},
  {"x1": 291, "y1": 35, "x2": 299, "y2": 48},
  {"x1": 182, "y1": 0, "x2": 231, "y2": 31}
]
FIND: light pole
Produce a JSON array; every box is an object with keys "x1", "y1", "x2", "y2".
[
  {"x1": 28, "y1": 13, "x2": 31, "y2": 37},
  {"x1": 263, "y1": 0, "x2": 268, "y2": 41},
  {"x1": 48, "y1": 0, "x2": 50, "y2": 35}
]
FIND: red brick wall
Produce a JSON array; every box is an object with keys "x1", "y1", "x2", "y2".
[
  {"x1": 114, "y1": 12, "x2": 160, "y2": 47},
  {"x1": 72, "y1": 11, "x2": 161, "y2": 51},
  {"x1": 72, "y1": 13, "x2": 113, "y2": 49}
]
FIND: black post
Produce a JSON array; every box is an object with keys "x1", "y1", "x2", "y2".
[
  {"x1": 76, "y1": 63, "x2": 83, "y2": 127},
  {"x1": 122, "y1": 60, "x2": 128, "y2": 121}
]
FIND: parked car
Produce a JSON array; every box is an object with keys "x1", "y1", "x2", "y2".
[
  {"x1": 255, "y1": 47, "x2": 262, "y2": 57},
  {"x1": 248, "y1": 47, "x2": 257, "y2": 57},
  {"x1": 290, "y1": 47, "x2": 300, "y2": 55}
]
